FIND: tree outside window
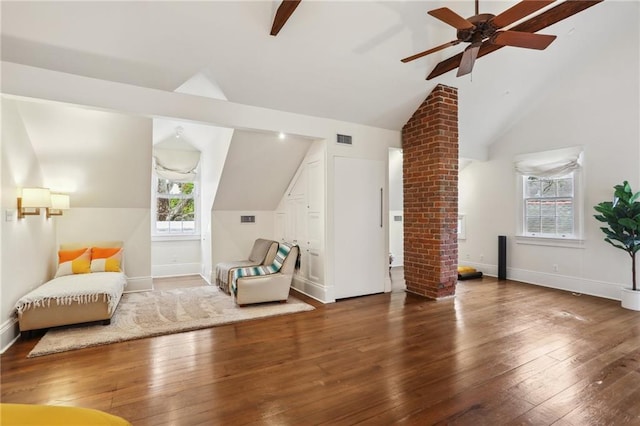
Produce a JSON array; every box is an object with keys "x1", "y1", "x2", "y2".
[{"x1": 155, "y1": 179, "x2": 197, "y2": 234}]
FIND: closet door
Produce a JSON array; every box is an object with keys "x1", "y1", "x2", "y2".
[{"x1": 333, "y1": 157, "x2": 385, "y2": 299}]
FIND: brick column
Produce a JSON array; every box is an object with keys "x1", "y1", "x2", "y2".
[{"x1": 402, "y1": 84, "x2": 458, "y2": 299}]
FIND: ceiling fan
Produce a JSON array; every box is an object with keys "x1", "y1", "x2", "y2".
[{"x1": 402, "y1": 0, "x2": 603, "y2": 79}]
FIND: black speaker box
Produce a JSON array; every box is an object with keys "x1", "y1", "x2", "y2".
[{"x1": 498, "y1": 235, "x2": 507, "y2": 280}]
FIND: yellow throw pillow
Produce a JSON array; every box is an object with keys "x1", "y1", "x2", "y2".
[
  {"x1": 458, "y1": 266, "x2": 477, "y2": 274},
  {"x1": 55, "y1": 248, "x2": 91, "y2": 277},
  {"x1": 91, "y1": 247, "x2": 123, "y2": 273}
]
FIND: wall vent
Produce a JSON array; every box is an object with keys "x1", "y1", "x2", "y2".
[
  {"x1": 394, "y1": 215, "x2": 403, "y2": 222},
  {"x1": 240, "y1": 215, "x2": 256, "y2": 224},
  {"x1": 336, "y1": 134, "x2": 353, "y2": 145}
]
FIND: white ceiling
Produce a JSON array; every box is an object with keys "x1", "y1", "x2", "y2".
[
  {"x1": 13, "y1": 99, "x2": 152, "y2": 208},
  {"x1": 213, "y1": 130, "x2": 313, "y2": 210},
  {"x1": 1, "y1": 1, "x2": 636, "y2": 159}
]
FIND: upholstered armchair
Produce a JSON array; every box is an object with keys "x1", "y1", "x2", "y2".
[
  {"x1": 232, "y1": 244, "x2": 299, "y2": 306},
  {"x1": 215, "y1": 238, "x2": 279, "y2": 294}
]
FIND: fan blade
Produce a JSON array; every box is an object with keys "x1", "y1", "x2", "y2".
[
  {"x1": 457, "y1": 43, "x2": 482, "y2": 77},
  {"x1": 270, "y1": 0, "x2": 302, "y2": 36},
  {"x1": 401, "y1": 40, "x2": 461, "y2": 63},
  {"x1": 491, "y1": 31, "x2": 556, "y2": 50},
  {"x1": 427, "y1": 0, "x2": 602, "y2": 80},
  {"x1": 428, "y1": 7, "x2": 475, "y2": 30},
  {"x1": 491, "y1": 0, "x2": 555, "y2": 29}
]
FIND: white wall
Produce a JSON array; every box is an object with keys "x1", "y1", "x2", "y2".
[
  {"x1": 458, "y1": 21, "x2": 640, "y2": 300},
  {"x1": 1, "y1": 99, "x2": 56, "y2": 350},
  {"x1": 211, "y1": 211, "x2": 276, "y2": 272},
  {"x1": 56, "y1": 208, "x2": 152, "y2": 291},
  {"x1": 151, "y1": 239, "x2": 201, "y2": 278},
  {"x1": 199, "y1": 128, "x2": 233, "y2": 281}
]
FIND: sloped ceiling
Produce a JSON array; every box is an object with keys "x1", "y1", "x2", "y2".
[
  {"x1": 14, "y1": 100, "x2": 152, "y2": 208},
  {"x1": 213, "y1": 130, "x2": 313, "y2": 211},
  {"x1": 1, "y1": 1, "x2": 637, "y2": 159}
]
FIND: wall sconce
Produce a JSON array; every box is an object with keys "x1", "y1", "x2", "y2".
[
  {"x1": 47, "y1": 193, "x2": 70, "y2": 219},
  {"x1": 17, "y1": 187, "x2": 51, "y2": 219}
]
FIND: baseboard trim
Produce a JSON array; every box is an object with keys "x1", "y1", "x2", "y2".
[
  {"x1": 459, "y1": 261, "x2": 623, "y2": 301},
  {"x1": 152, "y1": 263, "x2": 200, "y2": 277},
  {"x1": 200, "y1": 273, "x2": 212, "y2": 286},
  {"x1": 0, "y1": 318, "x2": 20, "y2": 354},
  {"x1": 292, "y1": 277, "x2": 330, "y2": 303},
  {"x1": 507, "y1": 268, "x2": 622, "y2": 301},
  {"x1": 125, "y1": 276, "x2": 153, "y2": 293}
]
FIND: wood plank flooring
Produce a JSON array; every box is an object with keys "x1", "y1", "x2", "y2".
[{"x1": 2, "y1": 275, "x2": 640, "y2": 425}]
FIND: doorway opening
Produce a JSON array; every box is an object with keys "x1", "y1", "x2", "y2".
[{"x1": 389, "y1": 148, "x2": 405, "y2": 292}]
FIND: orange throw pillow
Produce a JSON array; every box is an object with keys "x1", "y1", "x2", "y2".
[
  {"x1": 91, "y1": 247, "x2": 123, "y2": 273},
  {"x1": 55, "y1": 248, "x2": 91, "y2": 277}
]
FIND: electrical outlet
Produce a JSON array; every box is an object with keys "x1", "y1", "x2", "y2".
[
  {"x1": 465, "y1": 254, "x2": 470, "y2": 260},
  {"x1": 5, "y1": 209, "x2": 16, "y2": 222}
]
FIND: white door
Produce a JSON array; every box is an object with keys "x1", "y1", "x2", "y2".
[{"x1": 334, "y1": 157, "x2": 385, "y2": 299}]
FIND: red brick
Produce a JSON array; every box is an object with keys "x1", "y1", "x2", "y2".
[{"x1": 401, "y1": 84, "x2": 458, "y2": 300}]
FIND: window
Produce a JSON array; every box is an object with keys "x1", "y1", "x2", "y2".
[
  {"x1": 523, "y1": 174, "x2": 574, "y2": 237},
  {"x1": 154, "y1": 178, "x2": 198, "y2": 236},
  {"x1": 515, "y1": 146, "x2": 584, "y2": 244}
]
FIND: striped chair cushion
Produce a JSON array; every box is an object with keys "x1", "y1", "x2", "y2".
[{"x1": 231, "y1": 243, "x2": 294, "y2": 295}]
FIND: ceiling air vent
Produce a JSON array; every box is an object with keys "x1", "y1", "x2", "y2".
[
  {"x1": 240, "y1": 215, "x2": 256, "y2": 224},
  {"x1": 336, "y1": 134, "x2": 353, "y2": 146}
]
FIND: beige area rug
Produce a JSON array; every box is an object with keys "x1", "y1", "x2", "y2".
[{"x1": 28, "y1": 286, "x2": 314, "y2": 358}]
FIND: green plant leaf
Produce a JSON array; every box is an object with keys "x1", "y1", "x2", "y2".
[
  {"x1": 604, "y1": 238, "x2": 628, "y2": 251},
  {"x1": 619, "y1": 218, "x2": 639, "y2": 231}
]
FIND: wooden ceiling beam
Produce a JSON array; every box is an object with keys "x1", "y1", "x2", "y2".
[{"x1": 270, "y1": 0, "x2": 302, "y2": 36}]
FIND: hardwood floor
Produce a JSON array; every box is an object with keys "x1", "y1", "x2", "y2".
[{"x1": 3, "y1": 275, "x2": 640, "y2": 425}]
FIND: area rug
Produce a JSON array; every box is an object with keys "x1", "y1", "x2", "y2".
[{"x1": 28, "y1": 286, "x2": 314, "y2": 358}]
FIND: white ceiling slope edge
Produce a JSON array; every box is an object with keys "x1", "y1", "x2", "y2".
[
  {"x1": 1, "y1": 1, "x2": 636, "y2": 160},
  {"x1": 213, "y1": 130, "x2": 313, "y2": 211}
]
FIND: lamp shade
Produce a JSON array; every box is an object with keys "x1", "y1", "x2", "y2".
[
  {"x1": 51, "y1": 193, "x2": 70, "y2": 210},
  {"x1": 21, "y1": 188, "x2": 51, "y2": 208}
]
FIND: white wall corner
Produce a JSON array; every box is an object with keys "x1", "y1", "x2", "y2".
[
  {"x1": 201, "y1": 272, "x2": 213, "y2": 286},
  {"x1": 0, "y1": 317, "x2": 20, "y2": 354},
  {"x1": 124, "y1": 276, "x2": 153, "y2": 292}
]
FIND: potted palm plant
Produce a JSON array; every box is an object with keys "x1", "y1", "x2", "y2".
[{"x1": 594, "y1": 181, "x2": 640, "y2": 310}]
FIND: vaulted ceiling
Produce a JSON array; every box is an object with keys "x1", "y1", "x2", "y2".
[{"x1": 1, "y1": 1, "x2": 636, "y2": 159}]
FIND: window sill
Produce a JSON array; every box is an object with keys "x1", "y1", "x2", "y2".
[
  {"x1": 515, "y1": 235, "x2": 585, "y2": 249},
  {"x1": 152, "y1": 234, "x2": 201, "y2": 242}
]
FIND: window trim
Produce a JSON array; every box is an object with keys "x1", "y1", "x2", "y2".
[
  {"x1": 151, "y1": 176, "x2": 200, "y2": 238},
  {"x1": 516, "y1": 169, "x2": 584, "y2": 246}
]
